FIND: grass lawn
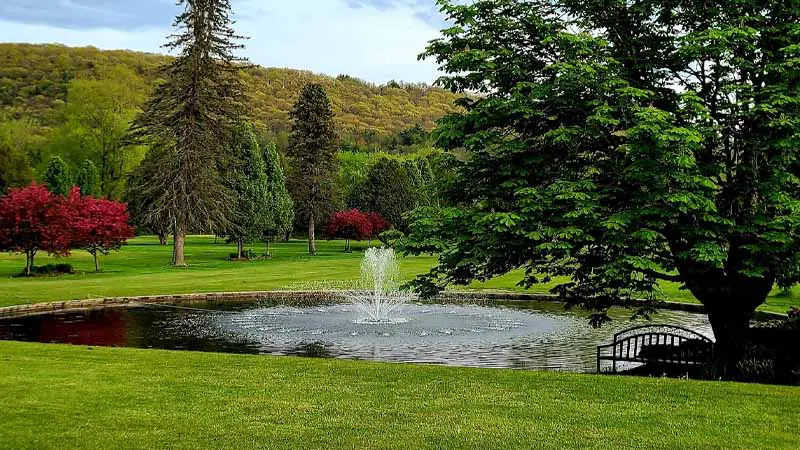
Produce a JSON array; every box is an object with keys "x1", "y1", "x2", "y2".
[
  {"x1": 0, "y1": 235, "x2": 798, "y2": 314},
  {"x1": 0, "y1": 341, "x2": 797, "y2": 449}
]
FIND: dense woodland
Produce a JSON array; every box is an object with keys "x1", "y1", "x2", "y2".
[
  {"x1": 0, "y1": 43, "x2": 459, "y2": 152},
  {"x1": 0, "y1": 42, "x2": 458, "y2": 243}
]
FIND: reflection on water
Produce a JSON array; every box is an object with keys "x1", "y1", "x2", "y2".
[{"x1": 0, "y1": 299, "x2": 712, "y2": 372}]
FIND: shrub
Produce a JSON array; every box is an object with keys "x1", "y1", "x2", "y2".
[{"x1": 34, "y1": 263, "x2": 74, "y2": 276}]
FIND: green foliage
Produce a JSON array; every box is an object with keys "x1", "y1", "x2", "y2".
[
  {"x1": 0, "y1": 117, "x2": 35, "y2": 193},
  {"x1": 0, "y1": 43, "x2": 460, "y2": 151},
  {"x1": 262, "y1": 140, "x2": 294, "y2": 244},
  {"x1": 124, "y1": 149, "x2": 170, "y2": 239},
  {"x1": 223, "y1": 124, "x2": 271, "y2": 254},
  {"x1": 43, "y1": 156, "x2": 71, "y2": 195},
  {"x1": 55, "y1": 69, "x2": 146, "y2": 198},
  {"x1": 404, "y1": 0, "x2": 800, "y2": 370},
  {"x1": 128, "y1": 0, "x2": 246, "y2": 265},
  {"x1": 286, "y1": 83, "x2": 339, "y2": 254},
  {"x1": 349, "y1": 158, "x2": 418, "y2": 231},
  {"x1": 75, "y1": 160, "x2": 99, "y2": 196}
]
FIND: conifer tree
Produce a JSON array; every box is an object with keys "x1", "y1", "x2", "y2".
[
  {"x1": 75, "y1": 160, "x2": 100, "y2": 197},
  {"x1": 43, "y1": 156, "x2": 71, "y2": 196},
  {"x1": 223, "y1": 124, "x2": 269, "y2": 259},
  {"x1": 262, "y1": 141, "x2": 294, "y2": 257},
  {"x1": 129, "y1": 0, "x2": 247, "y2": 266},
  {"x1": 286, "y1": 84, "x2": 338, "y2": 256}
]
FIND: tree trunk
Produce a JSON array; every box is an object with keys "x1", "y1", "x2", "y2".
[
  {"x1": 237, "y1": 239, "x2": 244, "y2": 259},
  {"x1": 93, "y1": 251, "x2": 100, "y2": 272},
  {"x1": 265, "y1": 239, "x2": 271, "y2": 258},
  {"x1": 345, "y1": 238, "x2": 350, "y2": 253},
  {"x1": 172, "y1": 228, "x2": 186, "y2": 267},
  {"x1": 25, "y1": 250, "x2": 35, "y2": 276},
  {"x1": 683, "y1": 272, "x2": 772, "y2": 378},
  {"x1": 158, "y1": 233, "x2": 168, "y2": 246},
  {"x1": 308, "y1": 212, "x2": 317, "y2": 256},
  {"x1": 706, "y1": 306, "x2": 752, "y2": 378}
]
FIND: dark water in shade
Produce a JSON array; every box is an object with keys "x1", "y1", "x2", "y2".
[{"x1": 0, "y1": 299, "x2": 713, "y2": 372}]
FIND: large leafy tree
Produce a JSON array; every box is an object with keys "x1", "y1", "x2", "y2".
[
  {"x1": 129, "y1": 0, "x2": 247, "y2": 266},
  {"x1": 0, "y1": 117, "x2": 35, "y2": 193},
  {"x1": 60, "y1": 70, "x2": 146, "y2": 198},
  {"x1": 286, "y1": 83, "x2": 338, "y2": 256},
  {"x1": 403, "y1": 0, "x2": 800, "y2": 373}
]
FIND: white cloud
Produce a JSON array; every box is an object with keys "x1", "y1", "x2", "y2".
[{"x1": 0, "y1": 0, "x2": 443, "y2": 84}]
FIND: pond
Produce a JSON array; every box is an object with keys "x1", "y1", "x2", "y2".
[{"x1": 0, "y1": 298, "x2": 713, "y2": 372}]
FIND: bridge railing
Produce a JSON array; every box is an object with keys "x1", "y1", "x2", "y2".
[{"x1": 596, "y1": 324, "x2": 714, "y2": 373}]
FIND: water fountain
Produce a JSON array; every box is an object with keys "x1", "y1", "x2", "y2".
[
  {"x1": 348, "y1": 247, "x2": 412, "y2": 324},
  {"x1": 0, "y1": 248, "x2": 714, "y2": 372}
]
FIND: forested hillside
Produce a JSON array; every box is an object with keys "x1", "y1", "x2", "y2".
[{"x1": 0, "y1": 43, "x2": 459, "y2": 147}]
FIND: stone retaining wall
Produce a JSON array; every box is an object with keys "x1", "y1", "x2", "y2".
[{"x1": 0, "y1": 290, "x2": 785, "y2": 320}]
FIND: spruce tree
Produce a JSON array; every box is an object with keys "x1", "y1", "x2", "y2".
[
  {"x1": 75, "y1": 160, "x2": 100, "y2": 197},
  {"x1": 129, "y1": 0, "x2": 247, "y2": 266},
  {"x1": 43, "y1": 156, "x2": 71, "y2": 196},
  {"x1": 262, "y1": 141, "x2": 294, "y2": 257},
  {"x1": 286, "y1": 83, "x2": 338, "y2": 256}
]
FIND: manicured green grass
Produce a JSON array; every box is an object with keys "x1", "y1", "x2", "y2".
[
  {"x1": 0, "y1": 341, "x2": 797, "y2": 449},
  {"x1": 0, "y1": 235, "x2": 797, "y2": 314}
]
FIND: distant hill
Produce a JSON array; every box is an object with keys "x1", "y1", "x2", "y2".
[{"x1": 0, "y1": 43, "x2": 460, "y2": 145}]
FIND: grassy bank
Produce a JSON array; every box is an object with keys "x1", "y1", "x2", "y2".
[
  {"x1": 0, "y1": 341, "x2": 797, "y2": 449},
  {"x1": 0, "y1": 235, "x2": 797, "y2": 314}
]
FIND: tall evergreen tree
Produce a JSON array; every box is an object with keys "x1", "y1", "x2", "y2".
[
  {"x1": 262, "y1": 141, "x2": 294, "y2": 257},
  {"x1": 286, "y1": 83, "x2": 338, "y2": 256},
  {"x1": 223, "y1": 124, "x2": 269, "y2": 259},
  {"x1": 129, "y1": 0, "x2": 247, "y2": 266},
  {"x1": 43, "y1": 156, "x2": 71, "y2": 196},
  {"x1": 75, "y1": 160, "x2": 100, "y2": 197}
]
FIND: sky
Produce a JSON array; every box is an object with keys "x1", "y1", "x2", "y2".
[{"x1": 0, "y1": 0, "x2": 447, "y2": 84}]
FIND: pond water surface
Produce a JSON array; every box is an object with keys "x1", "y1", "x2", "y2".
[{"x1": 0, "y1": 299, "x2": 713, "y2": 372}]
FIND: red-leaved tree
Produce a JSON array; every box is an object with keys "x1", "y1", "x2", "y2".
[
  {"x1": 0, "y1": 183, "x2": 75, "y2": 275},
  {"x1": 365, "y1": 212, "x2": 391, "y2": 244},
  {"x1": 326, "y1": 209, "x2": 373, "y2": 252},
  {"x1": 72, "y1": 193, "x2": 136, "y2": 272}
]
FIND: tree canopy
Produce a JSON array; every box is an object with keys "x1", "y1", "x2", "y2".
[
  {"x1": 261, "y1": 140, "x2": 294, "y2": 251},
  {"x1": 129, "y1": 0, "x2": 247, "y2": 266},
  {"x1": 0, "y1": 43, "x2": 459, "y2": 150},
  {"x1": 349, "y1": 158, "x2": 418, "y2": 232},
  {"x1": 43, "y1": 155, "x2": 71, "y2": 196},
  {"x1": 402, "y1": 0, "x2": 800, "y2": 373},
  {"x1": 223, "y1": 124, "x2": 271, "y2": 258},
  {"x1": 286, "y1": 83, "x2": 339, "y2": 255}
]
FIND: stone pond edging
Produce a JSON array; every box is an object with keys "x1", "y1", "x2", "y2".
[{"x1": 0, "y1": 290, "x2": 786, "y2": 320}]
